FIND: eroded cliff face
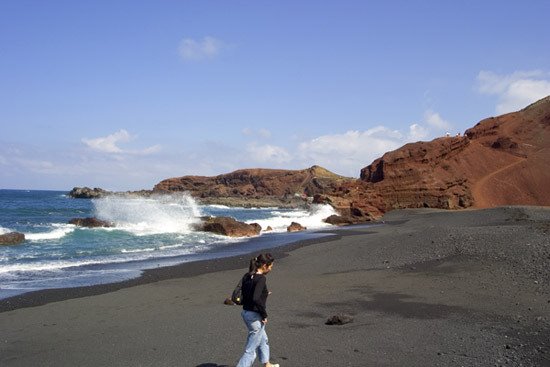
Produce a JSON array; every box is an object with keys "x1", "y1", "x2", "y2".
[
  {"x1": 360, "y1": 136, "x2": 473, "y2": 209},
  {"x1": 358, "y1": 96, "x2": 550, "y2": 210},
  {"x1": 463, "y1": 96, "x2": 550, "y2": 207}
]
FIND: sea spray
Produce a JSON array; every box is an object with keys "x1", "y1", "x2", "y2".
[
  {"x1": 93, "y1": 193, "x2": 202, "y2": 236},
  {"x1": 245, "y1": 204, "x2": 337, "y2": 232}
]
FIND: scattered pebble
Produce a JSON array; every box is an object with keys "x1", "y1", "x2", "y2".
[{"x1": 325, "y1": 314, "x2": 354, "y2": 325}]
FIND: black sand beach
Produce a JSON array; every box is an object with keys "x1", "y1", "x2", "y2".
[{"x1": 1, "y1": 206, "x2": 549, "y2": 366}]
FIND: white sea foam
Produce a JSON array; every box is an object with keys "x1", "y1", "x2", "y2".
[
  {"x1": 0, "y1": 259, "x2": 120, "y2": 274},
  {"x1": 0, "y1": 244, "x2": 205, "y2": 275},
  {"x1": 159, "y1": 244, "x2": 184, "y2": 250},
  {"x1": 0, "y1": 226, "x2": 11, "y2": 235},
  {"x1": 121, "y1": 248, "x2": 156, "y2": 253},
  {"x1": 248, "y1": 204, "x2": 337, "y2": 232},
  {"x1": 93, "y1": 193, "x2": 202, "y2": 236},
  {"x1": 207, "y1": 204, "x2": 231, "y2": 209},
  {"x1": 25, "y1": 224, "x2": 75, "y2": 241}
]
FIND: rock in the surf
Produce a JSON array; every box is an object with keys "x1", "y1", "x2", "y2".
[
  {"x1": 196, "y1": 216, "x2": 261, "y2": 237},
  {"x1": 68, "y1": 217, "x2": 114, "y2": 228},
  {"x1": 0, "y1": 232, "x2": 25, "y2": 246},
  {"x1": 287, "y1": 222, "x2": 306, "y2": 232}
]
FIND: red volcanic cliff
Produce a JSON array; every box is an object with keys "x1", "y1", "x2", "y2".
[
  {"x1": 360, "y1": 96, "x2": 550, "y2": 210},
  {"x1": 152, "y1": 96, "x2": 550, "y2": 219},
  {"x1": 360, "y1": 136, "x2": 472, "y2": 209}
]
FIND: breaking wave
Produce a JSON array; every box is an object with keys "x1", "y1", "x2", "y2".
[
  {"x1": 247, "y1": 204, "x2": 337, "y2": 232},
  {"x1": 92, "y1": 193, "x2": 202, "y2": 236},
  {"x1": 25, "y1": 224, "x2": 75, "y2": 241}
]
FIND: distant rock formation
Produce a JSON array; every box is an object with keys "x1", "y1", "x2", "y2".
[
  {"x1": 69, "y1": 217, "x2": 114, "y2": 228},
  {"x1": 68, "y1": 187, "x2": 111, "y2": 199},
  {"x1": 153, "y1": 166, "x2": 351, "y2": 208},
  {"x1": 0, "y1": 232, "x2": 25, "y2": 245},
  {"x1": 196, "y1": 216, "x2": 262, "y2": 237},
  {"x1": 68, "y1": 187, "x2": 153, "y2": 199}
]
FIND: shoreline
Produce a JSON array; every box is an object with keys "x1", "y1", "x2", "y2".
[
  {"x1": 0, "y1": 227, "x2": 347, "y2": 313},
  {"x1": 1, "y1": 206, "x2": 548, "y2": 366}
]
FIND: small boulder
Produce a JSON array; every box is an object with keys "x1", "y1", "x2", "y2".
[
  {"x1": 197, "y1": 216, "x2": 261, "y2": 237},
  {"x1": 287, "y1": 222, "x2": 306, "y2": 232},
  {"x1": 69, "y1": 217, "x2": 113, "y2": 228},
  {"x1": 265, "y1": 226, "x2": 273, "y2": 232},
  {"x1": 0, "y1": 232, "x2": 25, "y2": 246},
  {"x1": 324, "y1": 215, "x2": 353, "y2": 226},
  {"x1": 325, "y1": 314, "x2": 354, "y2": 325},
  {"x1": 250, "y1": 223, "x2": 262, "y2": 232}
]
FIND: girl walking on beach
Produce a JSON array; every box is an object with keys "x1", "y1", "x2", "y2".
[{"x1": 236, "y1": 253, "x2": 279, "y2": 367}]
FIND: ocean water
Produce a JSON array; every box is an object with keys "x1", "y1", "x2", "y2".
[{"x1": 0, "y1": 190, "x2": 337, "y2": 299}]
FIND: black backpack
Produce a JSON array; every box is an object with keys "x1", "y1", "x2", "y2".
[{"x1": 231, "y1": 277, "x2": 243, "y2": 305}]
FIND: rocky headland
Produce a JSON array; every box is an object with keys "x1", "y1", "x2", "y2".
[{"x1": 69, "y1": 96, "x2": 550, "y2": 224}]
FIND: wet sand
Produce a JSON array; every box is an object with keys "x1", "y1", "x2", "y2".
[{"x1": 1, "y1": 206, "x2": 549, "y2": 366}]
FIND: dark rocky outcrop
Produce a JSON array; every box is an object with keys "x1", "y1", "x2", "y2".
[
  {"x1": 68, "y1": 187, "x2": 153, "y2": 199},
  {"x1": 68, "y1": 187, "x2": 111, "y2": 199},
  {"x1": 69, "y1": 217, "x2": 114, "y2": 228},
  {"x1": 196, "y1": 217, "x2": 261, "y2": 237},
  {"x1": 287, "y1": 222, "x2": 306, "y2": 232},
  {"x1": 0, "y1": 232, "x2": 25, "y2": 245}
]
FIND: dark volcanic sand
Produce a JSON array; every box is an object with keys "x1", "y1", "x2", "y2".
[{"x1": 1, "y1": 206, "x2": 549, "y2": 366}]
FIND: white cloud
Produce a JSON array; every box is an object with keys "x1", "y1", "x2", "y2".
[
  {"x1": 179, "y1": 36, "x2": 224, "y2": 61},
  {"x1": 408, "y1": 123, "x2": 429, "y2": 141},
  {"x1": 242, "y1": 128, "x2": 272, "y2": 139},
  {"x1": 138, "y1": 145, "x2": 162, "y2": 155},
  {"x1": 296, "y1": 127, "x2": 408, "y2": 176},
  {"x1": 82, "y1": 129, "x2": 161, "y2": 155},
  {"x1": 82, "y1": 129, "x2": 131, "y2": 153},
  {"x1": 258, "y1": 129, "x2": 271, "y2": 138},
  {"x1": 424, "y1": 109, "x2": 452, "y2": 130},
  {"x1": 246, "y1": 143, "x2": 291, "y2": 164},
  {"x1": 477, "y1": 70, "x2": 550, "y2": 114}
]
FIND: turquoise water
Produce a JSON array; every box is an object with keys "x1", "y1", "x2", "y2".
[{"x1": 0, "y1": 190, "x2": 336, "y2": 298}]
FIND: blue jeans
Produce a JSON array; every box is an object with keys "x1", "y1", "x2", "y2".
[{"x1": 237, "y1": 310, "x2": 270, "y2": 367}]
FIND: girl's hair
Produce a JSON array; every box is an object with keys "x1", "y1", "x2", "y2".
[{"x1": 249, "y1": 253, "x2": 274, "y2": 273}]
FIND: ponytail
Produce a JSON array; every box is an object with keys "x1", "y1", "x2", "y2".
[{"x1": 248, "y1": 253, "x2": 274, "y2": 274}]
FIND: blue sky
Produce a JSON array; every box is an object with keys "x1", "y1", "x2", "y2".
[{"x1": 1, "y1": 1, "x2": 549, "y2": 190}]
